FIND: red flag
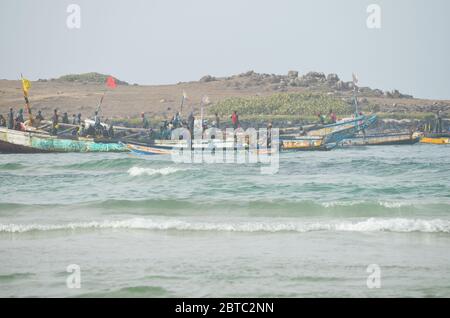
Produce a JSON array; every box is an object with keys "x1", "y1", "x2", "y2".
[{"x1": 106, "y1": 76, "x2": 117, "y2": 89}]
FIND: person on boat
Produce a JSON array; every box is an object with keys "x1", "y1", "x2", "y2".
[
  {"x1": 0, "y1": 115, "x2": 6, "y2": 127},
  {"x1": 299, "y1": 126, "x2": 307, "y2": 136},
  {"x1": 267, "y1": 122, "x2": 273, "y2": 147},
  {"x1": 317, "y1": 112, "x2": 325, "y2": 125},
  {"x1": 16, "y1": 109, "x2": 24, "y2": 124},
  {"x1": 33, "y1": 110, "x2": 44, "y2": 128},
  {"x1": 14, "y1": 109, "x2": 25, "y2": 130},
  {"x1": 93, "y1": 111, "x2": 102, "y2": 134},
  {"x1": 329, "y1": 109, "x2": 337, "y2": 124},
  {"x1": 71, "y1": 126, "x2": 79, "y2": 137},
  {"x1": 7, "y1": 108, "x2": 14, "y2": 129},
  {"x1": 141, "y1": 112, "x2": 149, "y2": 129},
  {"x1": 214, "y1": 113, "x2": 220, "y2": 129},
  {"x1": 172, "y1": 112, "x2": 181, "y2": 128},
  {"x1": 86, "y1": 124, "x2": 96, "y2": 136},
  {"x1": 62, "y1": 112, "x2": 69, "y2": 124},
  {"x1": 101, "y1": 125, "x2": 109, "y2": 138},
  {"x1": 188, "y1": 112, "x2": 195, "y2": 137},
  {"x1": 71, "y1": 114, "x2": 77, "y2": 125},
  {"x1": 79, "y1": 123, "x2": 86, "y2": 137},
  {"x1": 35, "y1": 110, "x2": 44, "y2": 121},
  {"x1": 108, "y1": 123, "x2": 115, "y2": 138},
  {"x1": 51, "y1": 109, "x2": 59, "y2": 135},
  {"x1": 76, "y1": 113, "x2": 82, "y2": 125},
  {"x1": 231, "y1": 111, "x2": 239, "y2": 129}
]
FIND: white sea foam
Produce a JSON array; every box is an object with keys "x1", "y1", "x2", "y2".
[
  {"x1": 321, "y1": 201, "x2": 365, "y2": 208},
  {"x1": 127, "y1": 166, "x2": 184, "y2": 177},
  {"x1": 378, "y1": 201, "x2": 412, "y2": 208},
  {"x1": 321, "y1": 201, "x2": 412, "y2": 209},
  {"x1": 1, "y1": 218, "x2": 449, "y2": 234}
]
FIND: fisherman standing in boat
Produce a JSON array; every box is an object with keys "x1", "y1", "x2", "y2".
[
  {"x1": 51, "y1": 109, "x2": 59, "y2": 135},
  {"x1": 214, "y1": 113, "x2": 220, "y2": 129},
  {"x1": 16, "y1": 109, "x2": 24, "y2": 124},
  {"x1": 7, "y1": 108, "x2": 14, "y2": 129},
  {"x1": 33, "y1": 110, "x2": 44, "y2": 128},
  {"x1": 35, "y1": 110, "x2": 44, "y2": 122},
  {"x1": 267, "y1": 122, "x2": 273, "y2": 147},
  {"x1": 15, "y1": 109, "x2": 24, "y2": 130},
  {"x1": 141, "y1": 112, "x2": 149, "y2": 129},
  {"x1": 172, "y1": 112, "x2": 181, "y2": 128},
  {"x1": 93, "y1": 111, "x2": 102, "y2": 134},
  {"x1": 231, "y1": 111, "x2": 239, "y2": 129},
  {"x1": 329, "y1": 109, "x2": 337, "y2": 124},
  {"x1": 317, "y1": 112, "x2": 325, "y2": 125},
  {"x1": 71, "y1": 114, "x2": 77, "y2": 125},
  {"x1": 62, "y1": 112, "x2": 69, "y2": 124},
  {"x1": 76, "y1": 113, "x2": 82, "y2": 125},
  {"x1": 188, "y1": 112, "x2": 195, "y2": 137}
]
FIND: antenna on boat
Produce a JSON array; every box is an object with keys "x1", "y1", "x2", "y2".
[
  {"x1": 180, "y1": 91, "x2": 188, "y2": 116},
  {"x1": 352, "y1": 73, "x2": 359, "y2": 116}
]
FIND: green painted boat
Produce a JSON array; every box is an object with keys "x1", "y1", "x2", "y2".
[{"x1": 0, "y1": 127, "x2": 128, "y2": 153}]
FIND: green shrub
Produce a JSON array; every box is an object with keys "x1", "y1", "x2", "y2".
[{"x1": 209, "y1": 93, "x2": 351, "y2": 117}]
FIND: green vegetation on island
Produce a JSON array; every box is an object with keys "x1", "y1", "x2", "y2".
[
  {"x1": 209, "y1": 92, "x2": 352, "y2": 117},
  {"x1": 56, "y1": 72, "x2": 129, "y2": 85}
]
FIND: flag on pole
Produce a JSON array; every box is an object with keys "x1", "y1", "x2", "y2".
[
  {"x1": 106, "y1": 76, "x2": 117, "y2": 89},
  {"x1": 352, "y1": 73, "x2": 359, "y2": 85},
  {"x1": 22, "y1": 78, "x2": 31, "y2": 95}
]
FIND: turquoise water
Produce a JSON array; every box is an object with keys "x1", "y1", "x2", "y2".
[{"x1": 0, "y1": 144, "x2": 450, "y2": 297}]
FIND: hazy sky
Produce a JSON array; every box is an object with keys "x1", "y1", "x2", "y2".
[{"x1": 1, "y1": 0, "x2": 449, "y2": 99}]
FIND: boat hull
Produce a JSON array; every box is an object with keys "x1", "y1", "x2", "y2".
[
  {"x1": 0, "y1": 127, "x2": 127, "y2": 153},
  {"x1": 420, "y1": 137, "x2": 450, "y2": 144},
  {"x1": 420, "y1": 133, "x2": 450, "y2": 145},
  {"x1": 340, "y1": 133, "x2": 421, "y2": 147}
]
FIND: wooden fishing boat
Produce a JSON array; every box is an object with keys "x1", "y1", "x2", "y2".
[
  {"x1": 280, "y1": 114, "x2": 378, "y2": 151},
  {"x1": 339, "y1": 132, "x2": 421, "y2": 147},
  {"x1": 0, "y1": 127, "x2": 127, "y2": 153},
  {"x1": 124, "y1": 139, "x2": 266, "y2": 155},
  {"x1": 420, "y1": 133, "x2": 450, "y2": 145},
  {"x1": 125, "y1": 138, "x2": 330, "y2": 154}
]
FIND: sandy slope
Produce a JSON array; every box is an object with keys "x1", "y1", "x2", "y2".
[{"x1": 1, "y1": 74, "x2": 449, "y2": 121}]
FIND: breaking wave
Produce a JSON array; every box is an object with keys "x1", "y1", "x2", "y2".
[
  {"x1": 127, "y1": 166, "x2": 186, "y2": 177},
  {"x1": 1, "y1": 217, "x2": 449, "y2": 234}
]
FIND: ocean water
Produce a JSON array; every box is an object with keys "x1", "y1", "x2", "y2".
[{"x1": 0, "y1": 144, "x2": 449, "y2": 297}]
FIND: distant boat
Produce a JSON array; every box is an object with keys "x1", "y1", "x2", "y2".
[
  {"x1": 339, "y1": 132, "x2": 421, "y2": 147},
  {"x1": 420, "y1": 133, "x2": 450, "y2": 145},
  {"x1": 0, "y1": 127, "x2": 127, "y2": 153},
  {"x1": 123, "y1": 139, "x2": 271, "y2": 155},
  {"x1": 281, "y1": 114, "x2": 378, "y2": 151}
]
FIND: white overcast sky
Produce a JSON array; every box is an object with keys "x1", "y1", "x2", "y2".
[{"x1": 1, "y1": 0, "x2": 449, "y2": 99}]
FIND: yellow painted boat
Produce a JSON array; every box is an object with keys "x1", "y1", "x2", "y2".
[{"x1": 420, "y1": 137, "x2": 450, "y2": 144}]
